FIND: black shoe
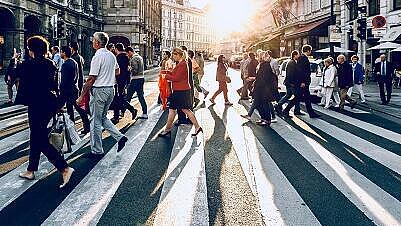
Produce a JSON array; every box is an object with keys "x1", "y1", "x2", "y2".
[
  {"x1": 294, "y1": 112, "x2": 305, "y2": 116},
  {"x1": 111, "y1": 118, "x2": 119, "y2": 124},
  {"x1": 131, "y1": 109, "x2": 138, "y2": 120},
  {"x1": 309, "y1": 114, "x2": 321, "y2": 119},
  {"x1": 117, "y1": 136, "x2": 128, "y2": 152},
  {"x1": 191, "y1": 127, "x2": 203, "y2": 136},
  {"x1": 380, "y1": 102, "x2": 387, "y2": 105},
  {"x1": 82, "y1": 152, "x2": 105, "y2": 159},
  {"x1": 275, "y1": 105, "x2": 283, "y2": 116},
  {"x1": 350, "y1": 101, "x2": 357, "y2": 109}
]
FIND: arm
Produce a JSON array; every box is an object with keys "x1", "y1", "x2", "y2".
[
  {"x1": 76, "y1": 75, "x2": 96, "y2": 105},
  {"x1": 165, "y1": 62, "x2": 185, "y2": 82}
]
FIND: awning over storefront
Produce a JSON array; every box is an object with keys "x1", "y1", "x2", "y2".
[
  {"x1": 379, "y1": 26, "x2": 401, "y2": 42},
  {"x1": 248, "y1": 33, "x2": 282, "y2": 50},
  {"x1": 285, "y1": 19, "x2": 329, "y2": 39}
]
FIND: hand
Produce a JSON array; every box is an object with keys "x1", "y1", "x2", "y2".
[
  {"x1": 301, "y1": 83, "x2": 306, "y2": 88},
  {"x1": 76, "y1": 96, "x2": 83, "y2": 105}
]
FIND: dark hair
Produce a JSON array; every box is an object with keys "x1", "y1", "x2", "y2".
[
  {"x1": 27, "y1": 36, "x2": 49, "y2": 57},
  {"x1": 180, "y1": 45, "x2": 188, "y2": 51},
  {"x1": 107, "y1": 43, "x2": 115, "y2": 50},
  {"x1": 302, "y1": 44, "x2": 312, "y2": 53},
  {"x1": 196, "y1": 51, "x2": 202, "y2": 57},
  {"x1": 291, "y1": 50, "x2": 299, "y2": 59},
  {"x1": 351, "y1": 55, "x2": 359, "y2": 60},
  {"x1": 164, "y1": 51, "x2": 171, "y2": 57},
  {"x1": 61, "y1": 46, "x2": 72, "y2": 58},
  {"x1": 188, "y1": 50, "x2": 195, "y2": 59},
  {"x1": 266, "y1": 50, "x2": 273, "y2": 57},
  {"x1": 52, "y1": 46, "x2": 60, "y2": 52},
  {"x1": 115, "y1": 43, "x2": 125, "y2": 51},
  {"x1": 125, "y1": 46, "x2": 134, "y2": 53},
  {"x1": 218, "y1": 54, "x2": 225, "y2": 64},
  {"x1": 70, "y1": 42, "x2": 79, "y2": 51},
  {"x1": 249, "y1": 52, "x2": 255, "y2": 57}
]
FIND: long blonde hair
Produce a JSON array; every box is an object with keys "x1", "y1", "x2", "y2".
[{"x1": 172, "y1": 47, "x2": 188, "y2": 61}]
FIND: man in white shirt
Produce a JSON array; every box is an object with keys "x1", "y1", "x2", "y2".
[{"x1": 77, "y1": 32, "x2": 128, "y2": 156}]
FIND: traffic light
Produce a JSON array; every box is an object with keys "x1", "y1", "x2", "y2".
[
  {"x1": 56, "y1": 19, "x2": 66, "y2": 39},
  {"x1": 356, "y1": 18, "x2": 367, "y2": 40}
]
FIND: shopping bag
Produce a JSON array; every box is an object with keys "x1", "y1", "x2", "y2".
[
  {"x1": 49, "y1": 113, "x2": 72, "y2": 154},
  {"x1": 78, "y1": 92, "x2": 90, "y2": 113},
  {"x1": 159, "y1": 70, "x2": 171, "y2": 110},
  {"x1": 63, "y1": 113, "x2": 81, "y2": 145}
]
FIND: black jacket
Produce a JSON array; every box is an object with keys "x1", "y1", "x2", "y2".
[
  {"x1": 60, "y1": 58, "x2": 79, "y2": 103},
  {"x1": 284, "y1": 59, "x2": 299, "y2": 87},
  {"x1": 297, "y1": 54, "x2": 311, "y2": 85},
  {"x1": 374, "y1": 61, "x2": 394, "y2": 81},
  {"x1": 337, "y1": 61, "x2": 353, "y2": 88},
  {"x1": 116, "y1": 52, "x2": 130, "y2": 85},
  {"x1": 71, "y1": 52, "x2": 84, "y2": 91},
  {"x1": 253, "y1": 61, "x2": 275, "y2": 102}
]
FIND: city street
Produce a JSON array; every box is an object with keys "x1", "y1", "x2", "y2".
[{"x1": 0, "y1": 62, "x2": 400, "y2": 225}]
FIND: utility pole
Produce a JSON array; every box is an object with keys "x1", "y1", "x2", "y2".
[{"x1": 329, "y1": 0, "x2": 335, "y2": 58}]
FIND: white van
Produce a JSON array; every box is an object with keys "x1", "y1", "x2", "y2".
[{"x1": 278, "y1": 58, "x2": 323, "y2": 95}]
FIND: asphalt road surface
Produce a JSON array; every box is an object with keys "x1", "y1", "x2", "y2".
[{"x1": 0, "y1": 63, "x2": 400, "y2": 226}]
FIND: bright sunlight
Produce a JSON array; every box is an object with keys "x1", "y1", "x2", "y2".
[{"x1": 204, "y1": 0, "x2": 258, "y2": 38}]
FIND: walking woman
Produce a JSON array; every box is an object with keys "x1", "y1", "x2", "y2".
[
  {"x1": 246, "y1": 51, "x2": 275, "y2": 125},
  {"x1": 15, "y1": 36, "x2": 74, "y2": 188},
  {"x1": 209, "y1": 55, "x2": 233, "y2": 105},
  {"x1": 319, "y1": 57, "x2": 337, "y2": 109},
  {"x1": 158, "y1": 48, "x2": 203, "y2": 137}
]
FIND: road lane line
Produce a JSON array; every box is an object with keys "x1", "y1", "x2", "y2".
[
  {"x1": 42, "y1": 104, "x2": 163, "y2": 226},
  {"x1": 153, "y1": 109, "x2": 208, "y2": 226}
]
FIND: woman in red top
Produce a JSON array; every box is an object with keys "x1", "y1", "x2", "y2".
[{"x1": 158, "y1": 48, "x2": 203, "y2": 137}]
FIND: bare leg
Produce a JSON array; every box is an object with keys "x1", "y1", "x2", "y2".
[
  {"x1": 164, "y1": 109, "x2": 177, "y2": 131},
  {"x1": 182, "y1": 109, "x2": 200, "y2": 130}
]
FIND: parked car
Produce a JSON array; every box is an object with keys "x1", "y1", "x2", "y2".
[
  {"x1": 278, "y1": 58, "x2": 323, "y2": 95},
  {"x1": 229, "y1": 55, "x2": 243, "y2": 69}
]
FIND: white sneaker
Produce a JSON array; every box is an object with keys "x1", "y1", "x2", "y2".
[
  {"x1": 361, "y1": 100, "x2": 366, "y2": 103},
  {"x1": 271, "y1": 118, "x2": 278, "y2": 123},
  {"x1": 139, "y1": 114, "x2": 148, "y2": 119}
]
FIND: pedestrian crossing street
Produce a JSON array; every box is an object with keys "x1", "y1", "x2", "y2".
[{"x1": 0, "y1": 86, "x2": 401, "y2": 226}]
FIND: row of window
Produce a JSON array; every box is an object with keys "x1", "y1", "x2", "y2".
[
  {"x1": 162, "y1": 8, "x2": 206, "y2": 24},
  {"x1": 349, "y1": 0, "x2": 401, "y2": 21}
]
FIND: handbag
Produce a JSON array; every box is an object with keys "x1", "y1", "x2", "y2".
[{"x1": 49, "y1": 113, "x2": 72, "y2": 154}]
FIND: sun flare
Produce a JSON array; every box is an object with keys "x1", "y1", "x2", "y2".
[{"x1": 205, "y1": 0, "x2": 258, "y2": 38}]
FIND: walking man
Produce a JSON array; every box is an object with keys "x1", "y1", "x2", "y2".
[
  {"x1": 111, "y1": 43, "x2": 131, "y2": 124},
  {"x1": 60, "y1": 46, "x2": 90, "y2": 134},
  {"x1": 242, "y1": 52, "x2": 258, "y2": 100},
  {"x1": 124, "y1": 46, "x2": 146, "y2": 119},
  {"x1": 282, "y1": 45, "x2": 320, "y2": 118},
  {"x1": 77, "y1": 32, "x2": 128, "y2": 156},
  {"x1": 374, "y1": 54, "x2": 394, "y2": 105},
  {"x1": 237, "y1": 52, "x2": 249, "y2": 98},
  {"x1": 337, "y1": 54, "x2": 356, "y2": 109},
  {"x1": 70, "y1": 42, "x2": 85, "y2": 95},
  {"x1": 347, "y1": 55, "x2": 366, "y2": 103}
]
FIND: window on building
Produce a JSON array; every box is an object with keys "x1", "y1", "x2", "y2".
[
  {"x1": 349, "y1": 0, "x2": 358, "y2": 20},
  {"x1": 395, "y1": 0, "x2": 401, "y2": 10},
  {"x1": 369, "y1": 0, "x2": 380, "y2": 16}
]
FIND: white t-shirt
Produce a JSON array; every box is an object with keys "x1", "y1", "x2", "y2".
[{"x1": 90, "y1": 48, "x2": 119, "y2": 87}]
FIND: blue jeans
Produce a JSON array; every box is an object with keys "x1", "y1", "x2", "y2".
[
  {"x1": 125, "y1": 78, "x2": 147, "y2": 114},
  {"x1": 90, "y1": 87, "x2": 124, "y2": 154}
]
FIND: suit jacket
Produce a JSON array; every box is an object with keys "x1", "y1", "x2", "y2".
[
  {"x1": 297, "y1": 54, "x2": 311, "y2": 85},
  {"x1": 374, "y1": 61, "x2": 394, "y2": 82},
  {"x1": 337, "y1": 61, "x2": 353, "y2": 88},
  {"x1": 284, "y1": 59, "x2": 299, "y2": 87}
]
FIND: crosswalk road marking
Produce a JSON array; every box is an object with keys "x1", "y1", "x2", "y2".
[{"x1": 0, "y1": 89, "x2": 400, "y2": 225}]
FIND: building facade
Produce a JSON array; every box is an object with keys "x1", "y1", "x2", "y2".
[
  {"x1": 161, "y1": 0, "x2": 216, "y2": 55},
  {"x1": 0, "y1": 0, "x2": 102, "y2": 71},
  {"x1": 102, "y1": 0, "x2": 162, "y2": 68}
]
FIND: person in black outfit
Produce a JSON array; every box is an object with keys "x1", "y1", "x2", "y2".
[
  {"x1": 15, "y1": 36, "x2": 74, "y2": 188},
  {"x1": 5, "y1": 53, "x2": 22, "y2": 104},
  {"x1": 276, "y1": 50, "x2": 300, "y2": 115},
  {"x1": 337, "y1": 54, "x2": 356, "y2": 109},
  {"x1": 111, "y1": 43, "x2": 131, "y2": 124},
  {"x1": 282, "y1": 45, "x2": 320, "y2": 118},
  {"x1": 70, "y1": 42, "x2": 85, "y2": 95},
  {"x1": 374, "y1": 54, "x2": 394, "y2": 104},
  {"x1": 176, "y1": 45, "x2": 194, "y2": 126},
  {"x1": 60, "y1": 46, "x2": 90, "y2": 134}
]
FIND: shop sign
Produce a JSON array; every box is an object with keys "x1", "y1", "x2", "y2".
[{"x1": 329, "y1": 25, "x2": 342, "y2": 43}]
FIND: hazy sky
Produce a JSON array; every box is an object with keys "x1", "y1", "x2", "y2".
[{"x1": 190, "y1": 0, "x2": 209, "y2": 8}]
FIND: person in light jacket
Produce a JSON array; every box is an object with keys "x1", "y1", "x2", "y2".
[{"x1": 319, "y1": 57, "x2": 337, "y2": 109}]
